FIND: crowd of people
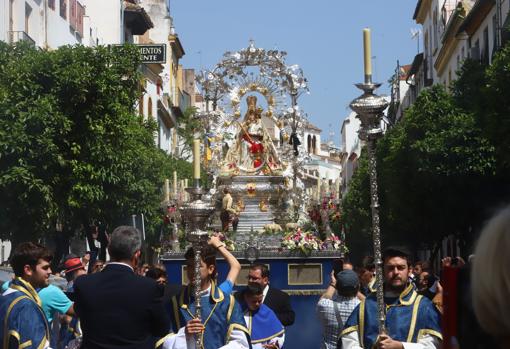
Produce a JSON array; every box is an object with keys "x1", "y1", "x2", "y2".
[{"x1": 1, "y1": 205, "x2": 510, "y2": 349}]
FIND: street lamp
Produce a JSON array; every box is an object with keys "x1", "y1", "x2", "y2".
[{"x1": 349, "y1": 28, "x2": 389, "y2": 334}]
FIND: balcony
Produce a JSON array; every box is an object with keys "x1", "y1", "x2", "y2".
[{"x1": 8, "y1": 31, "x2": 36, "y2": 46}]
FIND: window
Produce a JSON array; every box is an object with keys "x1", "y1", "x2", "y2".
[
  {"x1": 69, "y1": 0, "x2": 77, "y2": 30},
  {"x1": 148, "y1": 97, "x2": 153, "y2": 118},
  {"x1": 48, "y1": 0, "x2": 55, "y2": 10},
  {"x1": 138, "y1": 96, "x2": 144, "y2": 116},
  {"x1": 492, "y1": 14, "x2": 498, "y2": 52},
  {"x1": 307, "y1": 134, "x2": 311, "y2": 153},
  {"x1": 76, "y1": 2, "x2": 84, "y2": 37},
  {"x1": 482, "y1": 26, "x2": 489, "y2": 64},
  {"x1": 60, "y1": 0, "x2": 67, "y2": 19},
  {"x1": 433, "y1": 8, "x2": 438, "y2": 51},
  {"x1": 9, "y1": 0, "x2": 14, "y2": 33},
  {"x1": 25, "y1": 2, "x2": 32, "y2": 35}
]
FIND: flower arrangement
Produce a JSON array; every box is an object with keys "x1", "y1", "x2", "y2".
[
  {"x1": 263, "y1": 223, "x2": 283, "y2": 234},
  {"x1": 282, "y1": 228, "x2": 322, "y2": 255},
  {"x1": 323, "y1": 235, "x2": 342, "y2": 250}
]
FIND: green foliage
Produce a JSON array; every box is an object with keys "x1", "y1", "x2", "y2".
[
  {"x1": 0, "y1": 42, "x2": 177, "y2": 245},
  {"x1": 341, "y1": 152, "x2": 372, "y2": 257},
  {"x1": 481, "y1": 43, "x2": 510, "y2": 170},
  {"x1": 176, "y1": 107, "x2": 201, "y2": 160},
  {"x1": 342, "y1": 84, "x2": 496, "y2": 255}
]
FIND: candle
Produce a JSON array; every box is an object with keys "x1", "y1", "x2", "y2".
[
  {"x1": 173, "y1": 171, "x2": 177, "y2": 197},
  {"x1": 184, "y1": 179, "x2": 189, "y2": 201},
  {"x1": 363, "y1": 28, "x2": 372, "y2": 80},
  {"x1": 193, "y1": 139, "x2": 200, "y2": 179},
  {"x1": 164, "y1": 179, "x2": 170, "y2": 201},
  {"x1": 335, "y1": 178, "x2": 340, "y2": 200}
]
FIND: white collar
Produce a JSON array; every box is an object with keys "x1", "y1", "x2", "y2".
[
  {"x1": 262, "y1": 284, "x2": 269, "y2": 302},
  {"x1": 107, "y1": 262, "x2": 134, "y2": 272},
  {"x1": 200, "y1": 284, "x2": 212, "y2": 297}
]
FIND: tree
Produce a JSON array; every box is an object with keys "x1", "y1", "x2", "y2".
[
  {"x1": 342, "y1": 85, "x2": 495, "y2": 256},
  {"x1": 0, "y1": 42, "x2": 178, "y2": 252},
  {"x1": 383, "y1": 85, "x2": 495, "y2": 249},
  {"x1": 341, "y1": 152, "x2": 372, "y2": 260},
  {"x1": 175, "y1": 107, "x2": 201, "y2": 161}
]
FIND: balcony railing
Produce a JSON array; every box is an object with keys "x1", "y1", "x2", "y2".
[{"x1": 8, "y1": 31, "x2": 36, "y2": 46}]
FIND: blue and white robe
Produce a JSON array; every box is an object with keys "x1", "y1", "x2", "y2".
[
  {"x1": 159, "y1": 281, "x2": 250, "y2": 349},
  {"x1": 341, "y1": 284, "x2": 442, "y2": 349},
  {"x1": 244, "y1": 304, "x2": 284, "y2": 349},
  {"x1": 0, "y1": 277, "x2": 50, "y2": 349}
]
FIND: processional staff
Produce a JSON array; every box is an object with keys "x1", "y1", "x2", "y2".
[
  {"x1": 180, "y1": 139, "x2": 215, "y2": 349},
  {"x1": 349, "y1": 28, "x2": 389, "y2": 335}
]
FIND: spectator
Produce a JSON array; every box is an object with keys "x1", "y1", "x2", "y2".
[
  {"x1": 236, "y1": 263, "x2": 295, "y2": 326},
  {"x1": 342, "y1": 257, "x2": 354, "y2": 271},
  {"x1": 472, "y1": 205, "x2": 510, "y2": 348},
  {"x1": 81, "y1": 252, "x2": 91, "y2": 274},
  {"x1": 317, "y1": 270, "x2": 360, "y2": 349},
  {"x1": 74, "y1": 225, "x2": 170, "y2": 349},
  {"x1": 146, "y1": 266, "x2": 168, "y2": 286},
  {"x1": 0, "y1": 242, "x2": 53, "y2": 348},
  {"x1": 64, "y1": 255, "x2": 87, "y2": 293},
  {"x1": 91, "y1": 259, "x2": 105, "y2": 273},
  {"x1": 59, "y1": 255, "x2": 87, "y2": 348},
  {"x1": 417, "y1": 271, "x2": 437, "y2": 300}
]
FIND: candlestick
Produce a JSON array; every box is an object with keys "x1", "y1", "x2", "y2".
[
  {"x1": 173, "y1": 171, "x2": 177, "y2": 197},
  {"x1": 165, "y1": 179, "x2": 170, "y2": 202},
  {"x1": 363, "y1": 28, "x2": 372, "y2": 82},
  {"x1": 193, "y1": 139, "x2": 201, "y2": 179}
]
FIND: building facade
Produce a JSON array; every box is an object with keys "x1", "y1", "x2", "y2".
[
  {"x1": 413, "y1": 0, "x2": 509, "y2": 90},
  {"x1": 0, "y1": 0, "x2": 87, "y2": 48}
]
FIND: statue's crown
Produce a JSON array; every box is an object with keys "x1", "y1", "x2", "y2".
[{"x1": 247, "y1": 95, "x2": 257, "y2": 108}]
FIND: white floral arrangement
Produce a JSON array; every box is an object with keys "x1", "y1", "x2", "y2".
[
  {"x1": 263, "y1": 223, "x2": 283, "y2": 234},
  {"x1": 281, "y1": 228, "x2": 322, "y2": 255}
]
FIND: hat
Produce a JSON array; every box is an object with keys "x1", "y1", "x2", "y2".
[
  {"x1": 336, "y1": 270, "x2": 359, "y2": 290},
  {"x1": 64, "y1": 257, "x2": 85, "y2": 274}
]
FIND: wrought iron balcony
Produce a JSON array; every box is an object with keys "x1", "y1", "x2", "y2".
[{"x1": 8, "y1": 31, "x2": 36, "y2": 46}]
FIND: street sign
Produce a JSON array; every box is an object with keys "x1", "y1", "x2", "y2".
[{"x1": 138, "y1": 44, "x2": 166, "y2": 64}]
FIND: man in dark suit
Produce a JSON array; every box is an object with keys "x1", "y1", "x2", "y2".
[
  {"x1": 74, "y1": 226, "x2": 170, "y2": 349},
  {"x1": 237, "y1": 263, "x2": 295, "y2": 326}
]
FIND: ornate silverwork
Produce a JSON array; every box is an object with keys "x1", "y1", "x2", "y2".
[{"x1": 350, "y1": 81, "x2": 389, "y2": 334}]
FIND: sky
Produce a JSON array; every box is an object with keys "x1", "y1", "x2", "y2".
[{"x1": 170, "y1": 0, "x2": 419, "y2": 145}]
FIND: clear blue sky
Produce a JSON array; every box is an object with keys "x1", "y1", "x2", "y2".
[{"x1": 170, "y1": 0, "x2": 419, "y2": 145}]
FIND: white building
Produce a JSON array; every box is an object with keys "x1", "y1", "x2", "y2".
[
  {"x1": 340, "y1": 112, "x2": 362, "y2": 197},
  {"x1": 389, "y1": 64, "x2": 412, "y2": 123},
  {"x1": 301, "y1": 121, "x2": 342, "y2": 199},
  {"x1": 413, "y1": 0, "x2": 509, "y2": 88},
  {"x1": 0, "y1": 0, "x2": 88, "y2": 48}
]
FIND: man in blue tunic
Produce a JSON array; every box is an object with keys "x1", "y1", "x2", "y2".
[
  {"x1": 0, "y1": 242, "x2": 52, "y2": 349},
  {"x1": 160, "y1": 245, "x2": 250, "y2": 349},
  {"x1": 241, "y1": 283, "x2": 284, "y2": 349},
  {"x1": 340, "y1": 247, "x2": 442, "y2": 349}
]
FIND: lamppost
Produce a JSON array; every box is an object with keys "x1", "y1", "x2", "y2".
[{"x1": 349, "y1": 28, "x2": 389, "y2": 334}]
